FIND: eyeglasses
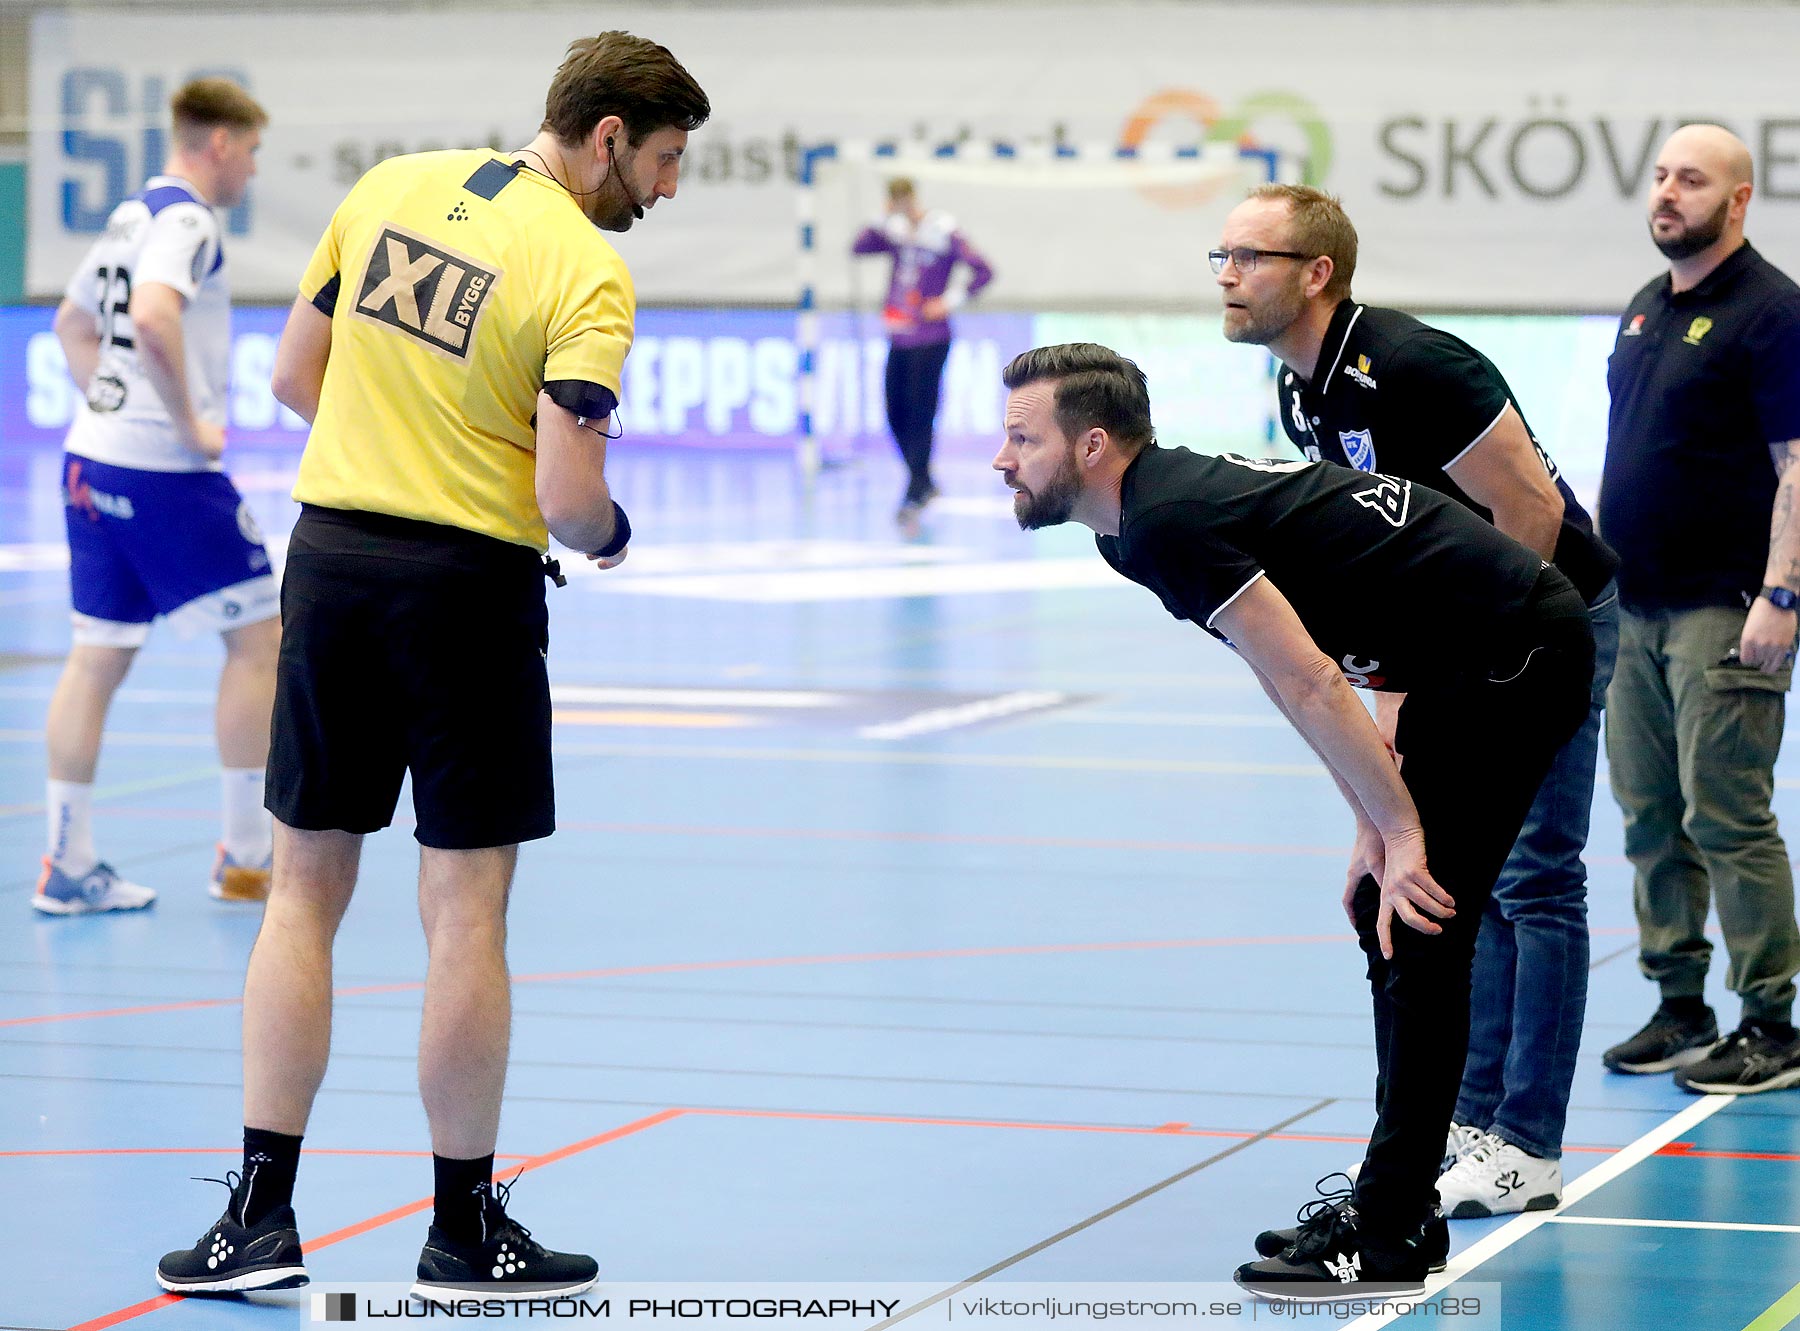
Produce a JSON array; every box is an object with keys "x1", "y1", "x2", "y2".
[{"x1": 1208, "y1": 247, "x2": 1313, "y2": 275}]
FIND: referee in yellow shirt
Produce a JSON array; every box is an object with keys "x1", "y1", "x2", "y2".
[{"x1": 156, "y1": 33, "x2": 709, "y2": 1302}]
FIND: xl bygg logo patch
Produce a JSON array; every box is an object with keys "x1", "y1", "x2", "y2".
[{"x1": 352, "y1": 224, "x2": 500, "y2": 360}]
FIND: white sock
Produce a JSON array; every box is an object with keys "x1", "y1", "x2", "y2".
[
  {"x1": 221, "y1": 768, "x2": 272, "y2": 864},
  {"x1": 46, "y1": 780, "x2": 98, "y2": 876}
]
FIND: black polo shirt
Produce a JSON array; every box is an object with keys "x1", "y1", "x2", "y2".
[
  {"x1": 1096, "y1": 446, "x2": 1548, "y2": 693},
  {"x1": 1597, "y1": 241, "x2": 1800, "y2": 613},
  {"x1": 1277, "y1": 301, "x2": 1617, "y2": 603}
]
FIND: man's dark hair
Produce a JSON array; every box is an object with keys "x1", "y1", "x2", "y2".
[
  {"x1": 542, "y1": 31, "x2": 711, "y2": 148},
  {"x1": 171, "y1": 77, "x2": 268, "y2": 140},
  {"x1": 1002, "y1": 343, "x2": 1156, "y2": 455}
]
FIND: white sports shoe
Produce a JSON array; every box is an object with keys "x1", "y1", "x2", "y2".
[
  {"x1": 1435, "y1": 1131, "x2": 1562, "y2": 1219},
  {"x1": 1347, "y1": 1120, "x2": 1486, "y2": 1183},
  {"x1": 31, "y1": 858, "x2": 157, "y2": 915}
]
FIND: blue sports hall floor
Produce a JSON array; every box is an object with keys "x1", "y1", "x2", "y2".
[{"x1": 2, "y1": 434, "x2": 1798, "y2": 1331}]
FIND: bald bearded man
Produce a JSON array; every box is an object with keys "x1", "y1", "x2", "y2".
[{"x1": 1599, "y1": 124, "x2": 1800, "y2": 1094}]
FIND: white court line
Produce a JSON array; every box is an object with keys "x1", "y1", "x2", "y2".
[
  {"x1": 858, "y1": 690, "x2": 1067, "y2": 740},
  {"x1": 551, "y1": 685, "x2": 846, "y2": 709},
  {"x1": 1546, "y1": 1214, "x2": 1800, "y2": 1236},
  {"x1": 1046, "y1": 710, "x2": 1288, "y2": 729},
  {"x1": 1343, "y1": 1093, "x2": 1735, "y2": 1330}
]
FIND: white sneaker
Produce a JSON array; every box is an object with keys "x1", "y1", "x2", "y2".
[
  {"x1": 31, "y1": 858, "x2": 157, "y2": 915},
  {"x1": 1435, "y1": 1131, "x2": 1561, "y2": 1218},
  {"x1": 1347, "y1": 1120, "x2": 1485, "y2": 1183}
]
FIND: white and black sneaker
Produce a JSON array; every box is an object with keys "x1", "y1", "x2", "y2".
[
  {"x1": 1235, "y1": 1200, "x2": 1430, "y2": 1303},
  {"x1": 1435, "y1": 1131, "x2": 1562, "y2": 1218},
  {"x1": 413, "y1": 1178, "x2": 597, "y2": 1304},
  {"x1": 1254, "y1": 1173, "x2": 1448, "y2": 1272},
  {"x1": 156, "y1": 1173, "x2": 308, "y2": 1293}
]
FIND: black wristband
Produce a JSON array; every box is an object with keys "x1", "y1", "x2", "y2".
[{"x1": 593, "y1": 500, "x2": 631, "y2": 558}]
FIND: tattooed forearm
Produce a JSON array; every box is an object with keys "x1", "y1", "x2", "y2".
[{"x1": 1769, "y1": 441, "x2": 1800, "y2": 586}]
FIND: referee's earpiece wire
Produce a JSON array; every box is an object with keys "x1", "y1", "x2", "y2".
[{"x1": 576, "y1": 411, "x2": 624, "y2": 440}]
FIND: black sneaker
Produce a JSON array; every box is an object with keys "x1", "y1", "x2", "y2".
[
  {"x1": 1602, "y1": 1003, "x2": 1719, "y2": 1073},
  {"x1": 155, "y1": 1173, "x2": 308, "y2": 1294},
  {"x1": 1674, "y1": 1020, "x2": 1800, "y2": 1094},
  {"x1": 1235, "y1": 1202, "x2": 1429, "y2": 1303},
  {"x1": 413, "y1": 1177, "x2": 598, "y2": 1304},
  {"x1": 1253, "y1": 1174, "x2": 1448, "y2": 1272}
]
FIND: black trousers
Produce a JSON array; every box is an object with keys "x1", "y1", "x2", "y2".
[
  {"x1": 884, "y1": 340, "x2": 952, "y2": 505},
  {"x1": 1350, "y1": 569, "x2": 1596, "y2": 1243}
]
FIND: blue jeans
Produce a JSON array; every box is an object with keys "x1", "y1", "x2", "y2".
[{"x1": 1453, "y1": 583, "x2": 1619, "y2": 1160}]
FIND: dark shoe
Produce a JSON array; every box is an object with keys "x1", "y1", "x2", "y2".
[
  {"x1": 1254, "y1": 1173, "x2": 1447, "y2": 1272},
  {"x1": 155, "y1": 1173, "x2": 308, "y2": 1293},
  {"x1": 1602, "y1": 1003, "x2": 1719, "y2": 1073},
  {"x1": 1674, "y1": 1020, "x2": 1800, "y2": 1094},
  {"x1": 413, "y1": 1178, "x2": 597, "y2": 1303},
  {"x1": 1235, "y1": 1202, "x2": 1429, "y2": 1303}
]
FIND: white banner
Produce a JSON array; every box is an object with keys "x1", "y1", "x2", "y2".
[{"x1": 29, "y1": 5, "x2": 1800, "y2": 308}]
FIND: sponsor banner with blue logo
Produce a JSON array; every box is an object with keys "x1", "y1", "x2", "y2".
[
  {"x1": 0, "y1": 306, "x2": 1033, "y2": 454},
  {"x1": 27, "y1": 6, "x2": 1800, "y2": 309}
]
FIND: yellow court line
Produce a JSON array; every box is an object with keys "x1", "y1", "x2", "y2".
[{"x1": 1744, "y1": 1282, "x2": 1800, "y2": 1331}]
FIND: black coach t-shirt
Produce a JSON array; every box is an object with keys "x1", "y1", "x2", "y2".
[
  {"x1": 1096, "y1": 447, "x2": 1546, "y2": 692},
  {"x1": 1598, "y1": 242, "x2": 1800, "y2": 613},
  {"x1": 1277, "y1": 302, "x2": 1617, "y2": 603}
]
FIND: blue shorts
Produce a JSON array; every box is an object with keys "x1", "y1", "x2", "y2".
[{"x1": 63, "y1": 453, "x2": 278, "y2": 647}]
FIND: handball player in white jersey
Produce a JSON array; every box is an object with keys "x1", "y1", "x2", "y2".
[{"x1": 34, "y1": 78, "x2": 279, "y2": 915}]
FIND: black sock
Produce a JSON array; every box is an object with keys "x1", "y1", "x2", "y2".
[
  {"x1": 1751, "y1": 1017, "x2": 1798, "y2": 1041},
  {"x1": 237, "y1": 1127, "x2": 303, "y2": 1227},
  {"x1": 433, "y1": 1153, "x2": 496, "y2": 1244},
  {"x1": 1661, "y1": 995, "x2": 1711, "y2": 1022}
]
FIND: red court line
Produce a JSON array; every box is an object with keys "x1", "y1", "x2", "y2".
[
  {"x1": 1653, "y1": 1141, "x2": 1800, "y2": 1163},
  {"x1": 1, "y1": 995, "x2": 244, "y2": 1029},
  {"x1": 683, "y1": 1105, "x2": 1382, "y2": 1149},
  {"x1": 0, "y1": 1147, "x2": 531, "y2": 1160},
  {"x1": 554, "y1": 820, "x2": 1355, "y2": 859},
  {"x1": 67, "y1": 1109, "x2": 683, "y2": 1331},
  {"x1": 0, "y1": 934, "x2": 1356, "y2": 1029},
  {"x1": 507, "y1": 935, "x2": 1356, "y2": 986}
]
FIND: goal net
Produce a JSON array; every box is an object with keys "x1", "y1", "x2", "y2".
[{"x1": 795, "y1": 140, "x2": 1289, "y2": 472}]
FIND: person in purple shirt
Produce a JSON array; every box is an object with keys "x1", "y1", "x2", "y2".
[{"x1": 853, "y1": 177, "x2": 994, "y2": 533}]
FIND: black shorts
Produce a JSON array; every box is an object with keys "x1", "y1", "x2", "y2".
[{"x1": 267, "y1": 506, "x2": 553, "y2": 849}]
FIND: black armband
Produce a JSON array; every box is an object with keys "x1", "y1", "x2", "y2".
[
  {"x1": 593, "y1": 500, "x2": 631, "y2": 558},
  {"x1": 310, "y1": 274, "x2": 340, "y2": 318},
  {"x1": 544, "y1": 379, "x2": 619, "y2": 421}
]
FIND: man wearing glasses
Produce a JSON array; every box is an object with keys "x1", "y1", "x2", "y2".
[{"x1": 1212, "y1": 185, "x2": 1620, "y2": 1226}]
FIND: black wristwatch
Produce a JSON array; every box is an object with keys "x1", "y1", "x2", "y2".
[{"x1": 1761, "y1": 585, "x2": 1800, "y2": 611}]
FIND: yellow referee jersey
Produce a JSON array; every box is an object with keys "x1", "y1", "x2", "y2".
[{"x1": 295, "y1": 150, "x2": 635, "y2": 550}]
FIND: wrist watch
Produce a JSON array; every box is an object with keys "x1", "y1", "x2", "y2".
[{"x1": 1761, "y1": 585, "x2": 1800, "y2": 610}]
